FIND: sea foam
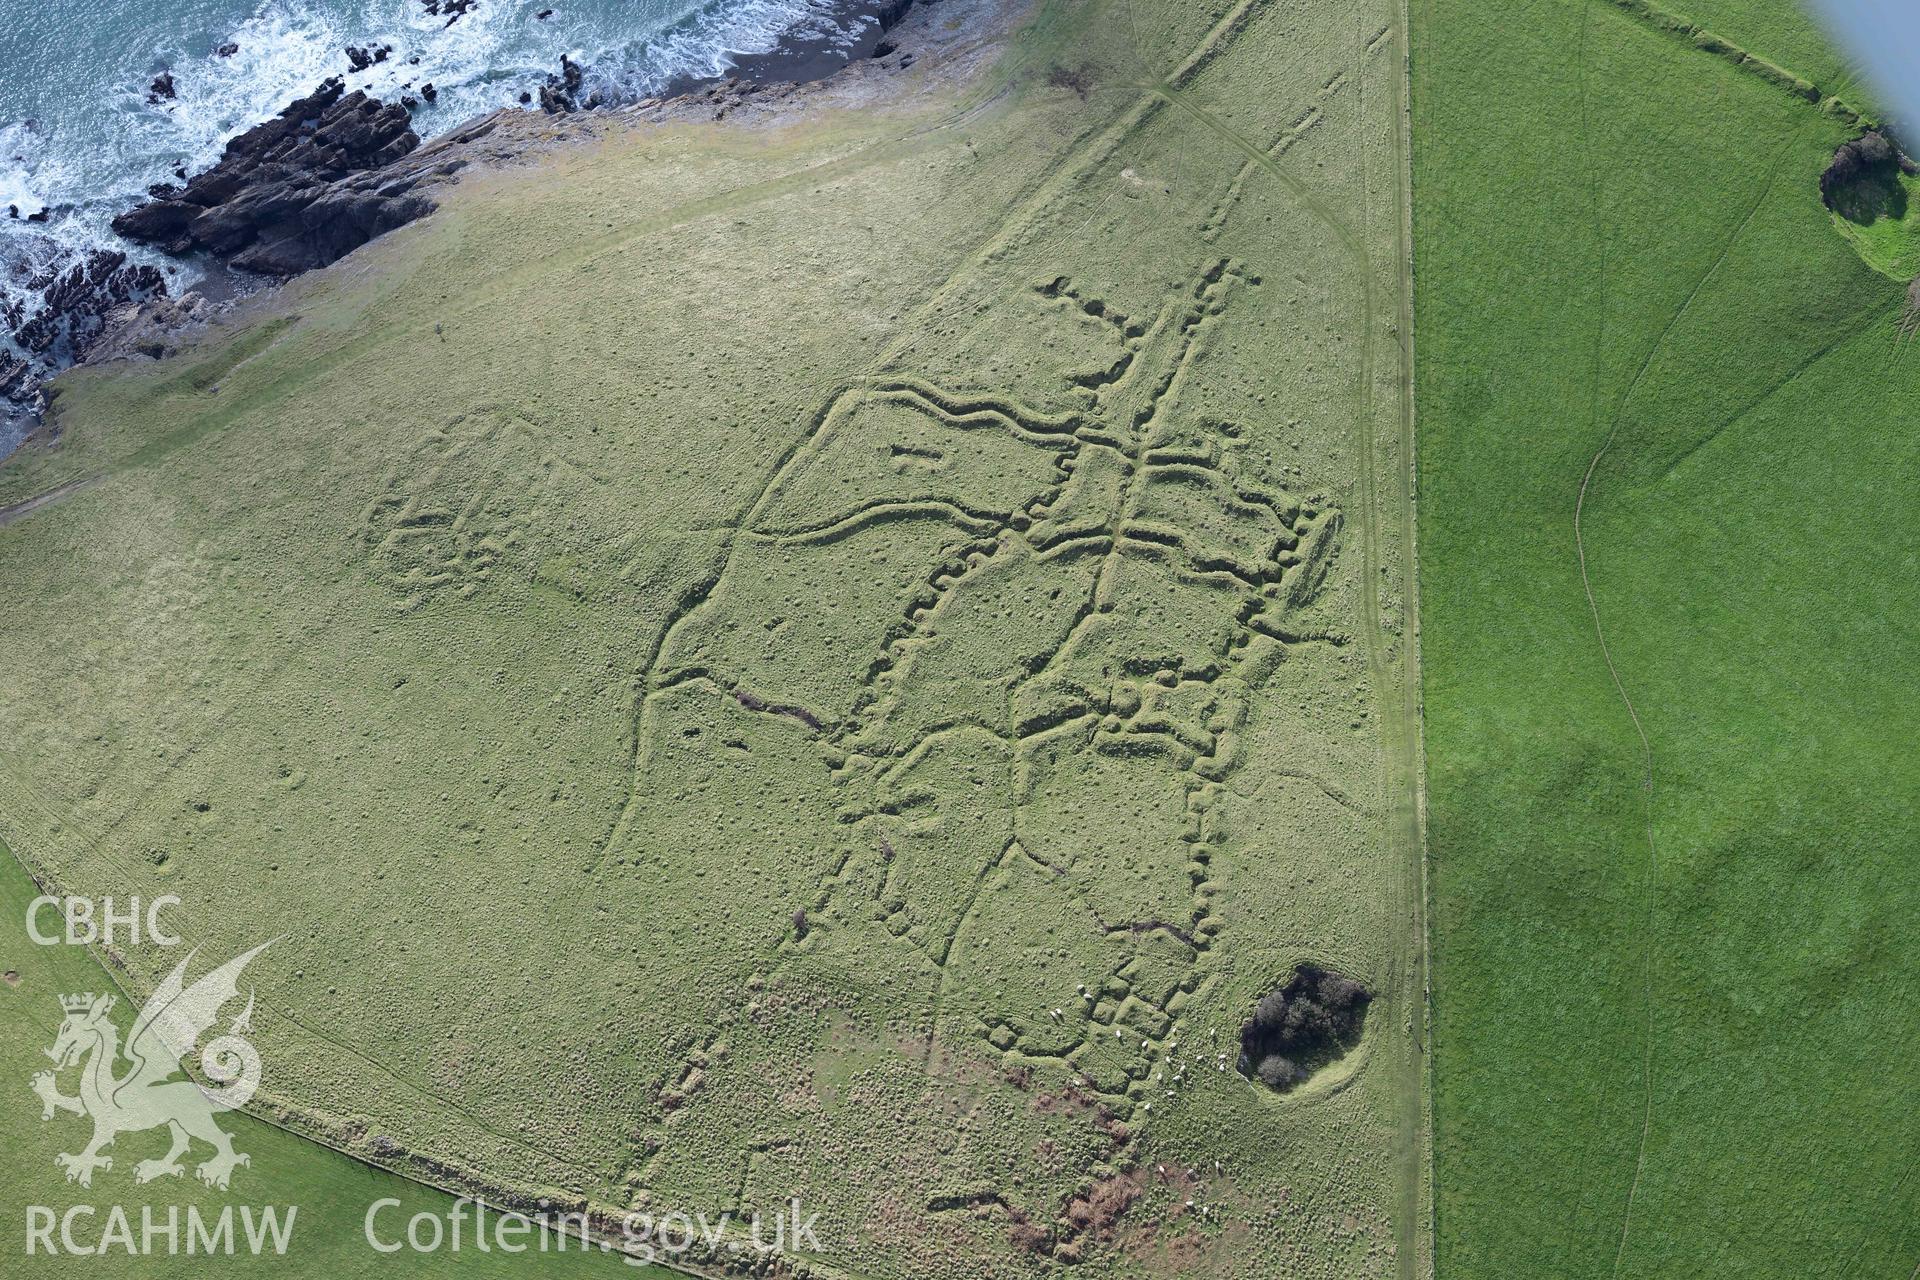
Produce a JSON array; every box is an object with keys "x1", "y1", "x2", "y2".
[{"x1": 1, "y1": 0, "x2": 853, "y2": 448}]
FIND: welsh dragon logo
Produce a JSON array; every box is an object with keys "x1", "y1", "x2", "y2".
[{"x1": 30, "y1": 943, "x2": 269, "y2": 1190}]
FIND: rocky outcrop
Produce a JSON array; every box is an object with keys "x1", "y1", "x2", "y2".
[
  {"x1": 0, "y1": 351, "x2": 31, "y2": 401},
  {"x1": 875, "y1": 0, "x2": 916, "y2": 32},
  {"x1": 111, "y1": 77, "x2": 432, "y2": 277},
  {"x1": 345, "y1": 43, "x2": 393, "y2": 73},
  {"x1": 420, "y1": 0, "x2": 478, "y2": 27},
  {"x1": 1, "y1": 0, "x2": 1004, "y2": 449},
  {"x1": 538, "y1": 55, "x2": 587, "y2": 113},
  {"x1": 77, "y1": 289, "x2": 222, "y2": 366},
  {"x1": 10, "y1": 251, "x2": 167, "y2": 361},
  {"x1": 2, "y1": 249, "x2": 169, "y2": 416}
]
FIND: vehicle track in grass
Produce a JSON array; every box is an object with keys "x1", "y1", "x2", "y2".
[{"x1": 1576, "y1": 122, "x2": 1802, "y2": 1279}]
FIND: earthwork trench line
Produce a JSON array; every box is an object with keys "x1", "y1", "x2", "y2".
[
  {"x1": 1155, "y1": 33, "x2": 1425, "y2": 1279},
  {"x1": 601, "y1": 0, "x2": 1287, "y2": 877},
  {"x1": 1557, "y1": 0, "x2": 1620, "y2": 1243},
  {"x1": 0, "y1": 474, "x2": 96, "y2": 527}
]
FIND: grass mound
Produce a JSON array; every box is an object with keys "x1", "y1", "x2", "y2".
[{"x1": 1821, "y1": 131, "x2": 1920, "y2": 280}]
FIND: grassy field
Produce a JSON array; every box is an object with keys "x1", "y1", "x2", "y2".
[
  {"x1": 1414, "y1": 1, "x2": 1920, "y2": 1276},
  {"x1": 0, "y1": 0, "x2": 1427, "y2": 1276},
  {"x1": 1, "y1": 840, "x2": 661, "y2": 1276}
]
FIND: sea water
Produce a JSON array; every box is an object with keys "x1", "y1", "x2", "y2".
[{"x1": 0, "y1": 0, "x2": 865, "y2": 451}]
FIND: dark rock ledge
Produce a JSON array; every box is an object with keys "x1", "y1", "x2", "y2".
[
  {"x1": 109, "y1": 0, "x2": 930, "y2": 277},
  {"x1": 3, "y1": 0, "x2": 992, "y2": 437},
  {"x1": 112, "y1": 76, "x2": 432, "y2": 277},
  {"x1": 1, "y1": 84, "x2": 500, "y2": 429}
]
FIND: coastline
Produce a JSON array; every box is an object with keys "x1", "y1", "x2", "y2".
[
  {"x1": 1, "y1": 0, "x2": 1041, "y2": 1260},
  {"x1": 0, "y1": 0, "x2": 1438, "y2": 1268},
  {"x1": 1, "y1": 0, "x2": 942, "y2": 460},
  {"x1": 660, "y1": 0, "x2": 915, "y2": 94}
]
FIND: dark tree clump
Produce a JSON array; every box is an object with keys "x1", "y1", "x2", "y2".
[
  {"x1": 1238, "y1": 965, "x2": 1370, "y2": 1093},
  {"x1": 1820, "y1": 130, "x2": 1918, "y2": 223}
]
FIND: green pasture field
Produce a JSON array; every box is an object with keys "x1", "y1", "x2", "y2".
[
  {"x1": 1414, "y1": 0, "x2": 1920, "y2": 1276},
  {"x1": 0, "y1": 0, "x2": 1429, "y2": 1276}
]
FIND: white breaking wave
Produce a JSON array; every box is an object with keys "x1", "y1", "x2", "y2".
[
  {"x1": 1, "y1": 0, "x2": 859, "y2": 445},
  {"x1": 1, "y1": 0, "x2": 856, "y2": 271},
  {"x1": 601, "y1": 0, "x2": 869, "y2": 90}
]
